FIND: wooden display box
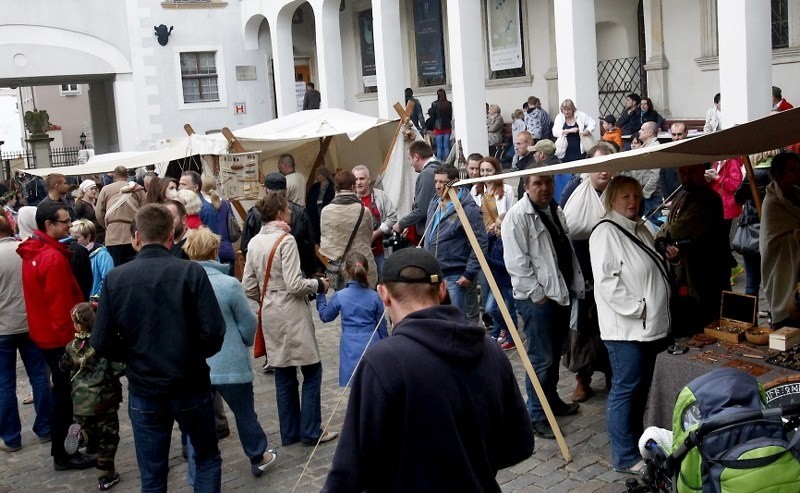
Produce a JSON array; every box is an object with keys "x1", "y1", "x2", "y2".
[
  {"x1": 704, "y1": 291, "x2": 757, "y2": 343},
  {"x1": 769, "y1": 327, "x2": 800, "y2": 351}
]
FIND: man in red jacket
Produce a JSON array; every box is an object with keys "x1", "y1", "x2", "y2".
[{"x1": 17, "y1": 201, "x2": 95, "y2": 470}]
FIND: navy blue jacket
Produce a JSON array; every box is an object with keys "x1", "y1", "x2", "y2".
[{"x1": 424, "y1": 190, "x2": 487, "y2": 281}]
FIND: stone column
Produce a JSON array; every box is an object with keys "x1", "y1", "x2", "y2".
[
  {"x1": 642, "y1": 0, "x2": 670, "y2": 117},
  {"x1": 717, "y1": 0, "x2": 771, "y2": 127},
  {"x1": 372, "y1": 0, "x2": 408, "y2": 119},
  {"x1": 553, "y1": 0, "x2": 600, "y2": 137},
  {"x1": 313, "y1": 0, "x2": 346, "y2": 109},
  {"x1": 446, "y1": 0, "x2": 487, "y2": 155},
  {"x1": 25, "y1": 135, "x2": 54, "y2": 169},
  {"x1": 113, "y1": 74, "x2": 138, "y2": 151},
  {"x1": 271, "y1": 11, "x2": 298, "y2": 117}
]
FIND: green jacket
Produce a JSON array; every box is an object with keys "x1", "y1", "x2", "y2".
[{"x1": 60, "y1": 334, "x2": 125, "y2": 416}]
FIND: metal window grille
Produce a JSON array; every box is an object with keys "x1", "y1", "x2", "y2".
[
  {"x1": 772, "y1": 0, "x2": 789, "y2": 49},
  {"x1": 180, "y1": 52, "x2": 220, "y2": 103},
  {"x1": 1, "y1": 149, "x2": 35, "y2": 170},
  {"x1": 597, "y1": 57, "x2": 646, "y2": 120}
]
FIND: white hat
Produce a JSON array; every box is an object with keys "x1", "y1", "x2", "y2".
[{"x1": 79, "y1": 179, "x2": 97, "y2": 194}]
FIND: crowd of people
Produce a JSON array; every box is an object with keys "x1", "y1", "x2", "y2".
[{"x1": 1, "y1": 85, "x2": 799, "y2": 490}]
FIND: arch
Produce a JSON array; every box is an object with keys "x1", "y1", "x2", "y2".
[
  {"x1": 243, "y1": 14, "x2": 268, "y2": 51},
  {"x1": 0, "y1": 25, "x2": 131, "y2": 74}
]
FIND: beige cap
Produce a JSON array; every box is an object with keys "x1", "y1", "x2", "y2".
[{"x1": 528, "y1": 139, "x2": 556, "y2": 155}]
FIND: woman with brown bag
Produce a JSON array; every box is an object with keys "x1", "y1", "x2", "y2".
[{"x1": 243, "y1": 193, "x2": 336, "y2": 446}]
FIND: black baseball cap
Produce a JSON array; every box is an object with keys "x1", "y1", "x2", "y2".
[
  {"x1": 381, "y1": 248, "x2": 443, "y2": 284},
  {"x1": 264, "y1": 172, "x2": 287, "y2": 191}
]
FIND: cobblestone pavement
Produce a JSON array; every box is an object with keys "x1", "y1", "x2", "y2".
[{"x1": 1, "y1": 303, "x2": 637, "y2": 493}]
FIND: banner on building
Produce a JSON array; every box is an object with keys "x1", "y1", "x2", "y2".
[
  {"x1": 412, "y1": 0, "x2": 446, "y2": 83},
  {"x1": 359, "y1": 10, "x2": 376, "y2": 88},
  {"x1": 487, "y1": 0, "x2": 523, "y2": 71}
]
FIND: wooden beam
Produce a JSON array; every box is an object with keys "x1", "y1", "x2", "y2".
[
  {"x1": 305, "y1": 136, "x2": 334, "y2": 194},
  {"x1": 742, "y1": 155, "x2": 762, "y2": 219},
  {"x1": 379, "y1": 101, "x2": 416, "y2": 176},
  {"x1": 183, "y1": 124, "x2": 195, "y2": 136},
  {"x1": 447, "y1": 186, "x2": 572, "y2": 462}
]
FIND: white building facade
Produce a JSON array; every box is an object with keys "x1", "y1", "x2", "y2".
[{"x1": 1, "y1": 0, "x2": 797, "y2": 157}]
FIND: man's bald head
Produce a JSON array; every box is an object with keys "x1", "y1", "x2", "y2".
[
  {"x1": 639, "y1": 121, "x2": 659, "y2": 140},
  {"x1": 670, "y1": 122, "x2": 687, "y2": 141}
]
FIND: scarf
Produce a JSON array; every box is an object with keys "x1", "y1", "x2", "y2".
[{"x1": 266, "y1": 220, "x2": 291, "y2": 233}]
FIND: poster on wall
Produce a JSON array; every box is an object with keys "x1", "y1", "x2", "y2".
[
  {"x1": 412, "y1": 0, "x2": 446, "y2": 83},
  {"x1": 487, "y1": 0, "x2": 523, "y2": 71},
  {"x1": 296, "y1": 81, "x2": 307, "y2": 112},
  {"x1": 359, "y1": 10, "x2": 377, "y2": 88}
]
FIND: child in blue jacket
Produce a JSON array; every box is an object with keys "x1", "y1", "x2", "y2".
[{"x1": 317, "y1": 252, "x2": 387, "y2": 387}]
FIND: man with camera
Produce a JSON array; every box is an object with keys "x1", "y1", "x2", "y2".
[
  {"x1": 352, "y1": 165, "x2": 397, "y2": 278},
  {"x1": 658, "y1": 164, "x2": 731, "y2": 336}
]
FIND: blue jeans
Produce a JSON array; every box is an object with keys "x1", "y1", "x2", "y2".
[
  {"x1": 742, "y1": 252, "x2": 761, "y2": 298},
  {"x1": 644, "y1": 195, "x2": 664, "y2": 225},
  {"x1": 0, "y1": 333, "x2": 51, "y2": 448},
  {"x1": 517, "y1": 298, "x2": 570, "y2": 422},
  {"x1": 604, "y1": 339, "x2": 664, "y2": 469},
  {"x1": 374, "y1": 253, "x2": 385, "y2": 280},
  {"x1": 187, "y1": 382, "x2": 268, "y2": 484},
  {"x1": 485, "y1": 286, "x2": 517, "y2": 339},
  {"x1": 434, "y1": 134, "x2": 451, "y2": 161},
  {"x1": 128, "y1": 390, "x2": 221, "y2": 493},
  {"x1": 274, "y1": 363, "x2": 322, "y2": 445},
  {"x1": 444, "y1": 273, "x2": 470, "y2": 317}
]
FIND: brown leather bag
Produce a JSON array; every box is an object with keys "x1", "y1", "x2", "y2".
[{"x1": 253, "y1": 233, "x2": 288, "y2": 358}]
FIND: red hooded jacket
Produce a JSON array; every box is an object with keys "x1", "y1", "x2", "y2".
[{"x1": 17, "y1": 232, "x2": 83, "y2": 349}]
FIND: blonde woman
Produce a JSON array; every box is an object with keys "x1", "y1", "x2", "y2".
[
  {"x1": 176, "y1": 189, "x2": 204, "y2": 229},
  {"x1": 184, "y1": 228, "x2": 277, "y2": 477},
  {"x1": 201, "y1": 175, "x2": 237, "y2": 275}
]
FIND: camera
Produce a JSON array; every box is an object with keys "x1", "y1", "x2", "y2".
[
  {"x1": 383, "y1": 231, "x2": 408, "y2": 249},
  {"x1": 654, "y1": 233, "x2": 692, "y2": 256}
]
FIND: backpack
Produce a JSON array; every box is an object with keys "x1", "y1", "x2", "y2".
[{"x1": 670, "y1": 368, "x2": 800, "y2": 493}]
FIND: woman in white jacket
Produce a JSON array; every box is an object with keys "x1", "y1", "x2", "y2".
[{"x1": 589, "y1": 175, "x2": 671, "y2": 475}]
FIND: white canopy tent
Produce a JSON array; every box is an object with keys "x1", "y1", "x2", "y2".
[
  {"x1": 455, "y1": 107, "x2": 800, "y2": 187},
  {"x1": 217, "y1": 108, "x2": 416, "y2": 220},
  {"x1": 22, "y1": 135, "x2": 228, "y2": 178}
]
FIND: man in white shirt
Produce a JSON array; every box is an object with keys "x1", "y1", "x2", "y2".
[{"x1": 279, "y1": 154, "x2": 307, "y2": 206}]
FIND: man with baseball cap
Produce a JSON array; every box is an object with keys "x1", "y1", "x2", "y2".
[
  {"x1": 517, "y1": 139, "x2": 561, "y2": 199},
  {"x1": 240, "y1": 172, "x2": 315, "y2": 277},
  {"x1": 322, "y1": 248, "x2": 534, "y2": 492}
]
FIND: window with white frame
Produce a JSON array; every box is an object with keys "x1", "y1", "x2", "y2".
[
  {"x1": 485, "y1": 0, "x2": 526, "y2": 80},
  {"x1": 60, "y1": 84, "x2": 80, "y2": 96},
  {"x1": 180, "y1": 52, "x2": 219, "y2": 103}
]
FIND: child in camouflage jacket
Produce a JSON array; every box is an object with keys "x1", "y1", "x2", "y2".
[{"x1": 60, "y1": 302, "x2": 125, "y2": 491}]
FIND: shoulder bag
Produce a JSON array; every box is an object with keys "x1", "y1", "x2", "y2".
[
  {"x1": 226, "y1": 202, "x2": 242, "y2": 243},
  {"x1": 326, "y1": 205, "x2": 365, "y2": 291},
  {"x1": 254, "y1": 233, "x2": 288, "y2": 358},
  {"x1": 732, "y1": 202, "x2": 760, "y2": 255}
]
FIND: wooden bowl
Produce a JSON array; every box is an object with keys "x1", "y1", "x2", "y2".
[{"x1": 746, "y1": 327, "x2": 774, "y2": 345}]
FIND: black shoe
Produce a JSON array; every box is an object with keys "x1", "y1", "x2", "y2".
[
  {"x1": 98, "y1": 472, "x2": 121, "y2": 491},
  {"x1": 552, "y1": 401, "x2": 580, "y2": 416},
  {"x1": 54, "y1": 452, "x2": 97, "y2": 471},
  {"x1": 532, "y1": 420, "x2": 555, "y2": 439}
]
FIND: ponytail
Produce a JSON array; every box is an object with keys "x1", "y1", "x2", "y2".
[{"x1": 344, "y1": 251, "x2": 370, "y2": 287}]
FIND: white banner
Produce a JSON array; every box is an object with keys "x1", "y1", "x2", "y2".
[{"x1": 487, "y1": 0, "x2": 523, "y2": 71}]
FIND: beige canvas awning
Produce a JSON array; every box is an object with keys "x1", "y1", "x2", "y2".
[{"x1": 455, "y1": 107, "x2": 800, "y2": 187}]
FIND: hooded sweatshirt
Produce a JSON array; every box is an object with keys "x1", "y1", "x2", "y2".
[
  {"x1": 17, "y1": 232, "x2": 84, "y2": 349},
  {"x1": 323, "y1": 305, "x2": 533, "y2": 493}
]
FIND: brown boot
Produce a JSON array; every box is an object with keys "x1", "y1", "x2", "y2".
[{"x1": 570, "y1": 374, "x2": 594, "y2": 403}]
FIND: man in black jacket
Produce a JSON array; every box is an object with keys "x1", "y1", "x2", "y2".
[
  {"x1": 322, "y1": 249, "x2": 533, "y2": 492},
  {"x1": 240, "y1": 173, "x2": 315, "y2": 277},
  {"x1": 92, "y1": 204, "x2": 225, "y2": 492}
]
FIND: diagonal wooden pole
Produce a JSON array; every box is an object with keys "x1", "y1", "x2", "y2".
[
  {"x1": 742, "y1": 155, "x2": 762, "y2": 219},
  {"x1": 448, "y1": 186, "x2": 572, "y2": 462}
]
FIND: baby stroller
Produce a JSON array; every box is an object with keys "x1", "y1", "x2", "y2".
[{"x1": 626, "y1": 367, "x2": 800, "y2": 493}]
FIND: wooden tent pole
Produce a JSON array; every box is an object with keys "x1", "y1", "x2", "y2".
[
  {"x1": 742, "y1": 155, "x2": 762, "y2": 219},
  {"x1": 447, "y1": 187, "x2": 572, "y2": 462},
  {"x1": 378, "y1": 101, "x2": 414, "y2": 176},
  {"x1": 306, "y1": 136, "x2": 334, "y2": 195}
]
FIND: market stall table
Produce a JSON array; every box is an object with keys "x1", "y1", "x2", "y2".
[{"x1": 645, "y1": 341, "x2": 797, "y2": 428}]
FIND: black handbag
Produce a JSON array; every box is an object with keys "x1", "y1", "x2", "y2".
[
  {"x1": 326, "y1": 205, "x2": 365, "y2": 291},
  {"x1": 226, "y1": 203, "x2": 242, "y2": 243},
  {"x1": 732, "y1": 202, "x2": 760, "y2": 255}
]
